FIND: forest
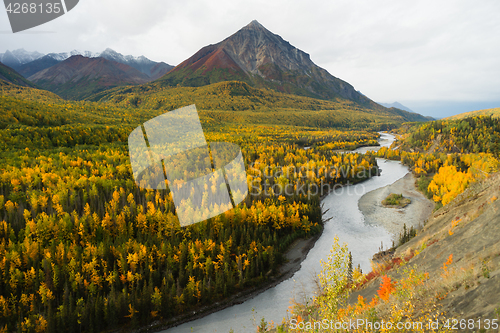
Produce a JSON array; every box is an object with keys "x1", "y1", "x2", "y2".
[
  {"x1": 374, "y1": 116, "x2": 500, "y2": 207},
  {"x1": 275, "y1": 115, "x2": 500, "y2": 333},
  {"x1": 0, "y1": 83, "x2": 382, "y2": 332},
  {"x1": 3, "y1": 79, "x2": 499, "y2": 332}
]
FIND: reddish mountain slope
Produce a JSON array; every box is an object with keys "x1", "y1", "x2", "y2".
[
  {"x1": 28, "y1": 55, "x2": 150, "y2": 100},
  {"x1": 158, "y1": 20, "x2": 375, "y2": 106}
]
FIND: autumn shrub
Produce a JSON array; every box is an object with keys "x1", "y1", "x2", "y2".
[
  {"x1": 316, "y1": 236, "x2": 353, "y2": 321},
  {"x1": 377, "y1": 275, "x2": 396, "y2": 301}
]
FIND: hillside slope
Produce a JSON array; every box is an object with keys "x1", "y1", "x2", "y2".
[
  {"x1": 10, "y1": 48, "x2": 174, "y2": 79},
  {"x1": 0, "y1": 61, "x2": 37, "y2": 87},
  {"x1": 17, "y1": 55, "x2": 61, "y2": 78},
  {"x1": 92, "y1": 80, "x2": 428, "y2": 129},
  {"x1": 353, "y1": 171, "x2": 500, "y2": 322},
  {"x1": 445, "y1": 107, "x2": 500, "y2": 120},
  {"x1": 396, "y1": 116, "x2": 500, "y2": 154}
]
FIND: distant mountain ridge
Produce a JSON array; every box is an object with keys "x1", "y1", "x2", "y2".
[
  {"x1": 2, "y1": 24, "x2": 429, "y2": 123},
  {"x1": 28, "y1": 55, "x2": 152, "y2": 100},
  {"x1": 1, "y1": 48, "x2": 174, "y2": 79},
  {"x1": 379, "y1": 101, "x2": 414, "y2": 113},
  {"x1": 98, "y1": 48, "x2": 173, "y2": 79},
  {"x1": 158, "y1": 20, "x2": 378, "y2": 107},
  {"x1": 0, "y1": 49, "x2": 44, "y2": 71}
]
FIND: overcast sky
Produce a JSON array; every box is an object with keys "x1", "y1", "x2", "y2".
[{"x1": 1, "y1": 0, "x2": 499, "y2": 118}]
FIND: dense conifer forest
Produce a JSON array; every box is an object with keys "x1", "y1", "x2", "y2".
[
  {"x1": 4, "y1": 78, "x2": 499, "y2": 332},
  {"x1": 0, "y1": 83, "x2": 383, "y2": 332}
]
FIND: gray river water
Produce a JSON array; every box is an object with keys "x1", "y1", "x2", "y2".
[{"x1": 163, "y1": 133, "x2": 409, "y2": 333}]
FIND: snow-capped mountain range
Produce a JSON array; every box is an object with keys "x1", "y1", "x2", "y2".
[
  {"x1": 0, "y1": 48, "x2": 173, "y2": 79},
  {"x1": 41, "y1": 49, "x2": 153, "y2": 64},
  {"x1": 46, "y1": 50, "x2": 102, "y2": 61},
  {"x1": 0, "y1": 49, "x2": 44, "y2": 69}
]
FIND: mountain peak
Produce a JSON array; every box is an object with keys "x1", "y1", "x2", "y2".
[
  {"x1": 101, "y1": 48, "x2": 120, "y2": 56},
  {"x1": 245, "y1": 20, "x2": 265, "y2": 30},
  {"x1": 15, "y1": 48, "x2": 173, "y2": 80},
  {"x1": 158, "y1": 22, "x2": 375, "y2": 104}
]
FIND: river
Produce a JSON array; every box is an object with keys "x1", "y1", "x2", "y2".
[{"x1": 163, "y1": 132, "x2": 409, "y2": 333}]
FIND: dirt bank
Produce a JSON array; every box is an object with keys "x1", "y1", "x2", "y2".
[{"x1": 352, "y1": 171, "x2": 500, "y2": 322}]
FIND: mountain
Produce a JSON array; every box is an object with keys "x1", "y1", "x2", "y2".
[
  {"x1": 99, "y1": 48, "x2": 174, "y2": 79},
  {"x1": 148, "y1": 61, "x2": 174, "y2": 80},
  {"x1": 379, "y1": 101, "x2": 413, "y2": 113},
  {"x1": 0, "y1": 49, "x2": 44, "y2": 71},
  {"x1": 91, "y1": 20, "x2": 429, "y2": 125},
  {"x1": 3, "y1": 49, "x2": 101, "y2": 77},
  {"x1": 28, "y1": 55, "x2": 151, "y2": 100},
  {"x1": 157, "y1": 20, "x2": 376, "y2": 106},
  {"x1": 445, "y1": 107, "x2": 500, "y2": 120},
  {"x1": 0, "y1": 61, "x2": 37, "y2": 87},
  {"x1": 17, "y1": 51, "x2": 101, "y2": 78},
  {"x1": 16, "y1": 48, "x2": 174, "y2": 79},
  {"x1": 18, "y1": 55, "x2": 61, "y2": 78}
]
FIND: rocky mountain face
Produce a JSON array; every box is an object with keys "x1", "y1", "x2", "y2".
[
  {"x1": 158, "y1": 20, "x2": 375, "y2": 106},
  {"x1": 16, "y1": 50, "x2": 101, "y2": 78},
  {"x1": 28, "y1": 55, "x2": 151, "y2": 100}
]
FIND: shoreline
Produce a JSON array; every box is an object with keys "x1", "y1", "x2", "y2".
[
  {"x1": 358, "y1": 172, "x2": 434, "y2": 241},
  {"x1": 136, "y1": 149, "x2": 397, "y2": 332},
  {"x1": 139, "y1": 231, "x2": 322, "y2": 333}
]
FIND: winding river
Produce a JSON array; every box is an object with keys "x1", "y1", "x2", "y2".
[{"x1": 163, "y1": 133, "x2": 409, "y2": 333}]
